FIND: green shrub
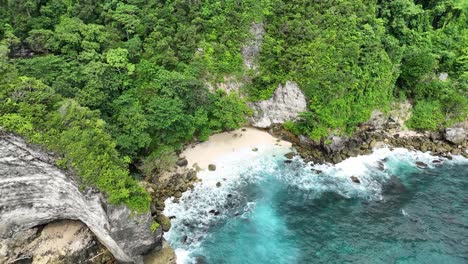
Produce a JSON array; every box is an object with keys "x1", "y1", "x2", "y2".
[{"x1": 407, "y1": 101, "x2": 445, "y2": 131}]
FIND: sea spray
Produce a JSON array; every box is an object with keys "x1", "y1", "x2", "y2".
[{"x1": 164, "y1": 147, "x2": 468, "y2": 264}]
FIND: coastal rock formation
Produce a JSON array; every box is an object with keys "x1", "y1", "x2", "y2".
[
  {"x1": 241, "y1": 22, "x2": 265, "y2": 71},
  {"x1": 446, "y1": 127, "x2": 466, "y2": 144},
  {"x1": 1, "y1": 220, "x2": 114, "y2": 264},
  {"x1": 0, "y1": 131, "x2": 161, "y2": 263},
  {"x1": 249, "y1": 81, "x2": 308, "y2": 128},
  {"x1": 445, "y1": 122, "x2": 467, "y2": 145}
]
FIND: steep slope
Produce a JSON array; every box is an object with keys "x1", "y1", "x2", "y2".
[{"x1": 0, "y1": 131, "x2": 161, "y2": 263}]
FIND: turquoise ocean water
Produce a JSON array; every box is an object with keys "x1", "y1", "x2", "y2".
[{"x1": 164, "y1": 147, "x2": 468, "y2": 264}]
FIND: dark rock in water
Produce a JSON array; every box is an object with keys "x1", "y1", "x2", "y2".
[
  {"x1": 252, "y1": 147, "x2": 258, "y2": 152},
  {"x1": 234, "y1": 211, "x2": 240, "y2": 216},
  {"x1": 432, "y1": 159, "x2": 443, "y2": 164},
  {"x1": 216, "y1": 182, "x2": 221, "y2": 187},
  {"x1": 415, "y1": 161, "x2": 428, "y2": 168},
  {"x1": 284, "y1": 160, "x2": 293, "y2": 164},
  {"x1": 350, "y1": 176, "x2": 360, "y2": 184},
  {"x1": 227, "y1": 194, "x2": 233, "y2": 198},
  {"x1": 194, "y1": 255, "x2": 208, "y2": 264},
  {"x1": 208, "y1": 164, "x2": 216, "y2": 171},
  {"x1": 311, "y1": 169, "x2": 323, "y2": 174},
  {"x1": 284, "y1": 152, "x2": 295, "y2": 159},
  {"x1": 382, "y1": 175, "x2": 406, "y2": 194},
  {"x1": 209, "y1": 209, "x2": 220, "y2": 216},
  {"x1": 176, "y1": 158, "x2": 188, "y2": 167},
  {"x1": 169, "y1": 215, "x2": 176, "y2": 220},
  {"x1": 376, "y1": 161, "x2": 385, "y2": 171},
  {"x1": 182, "y1": 235, "x2": 188, "y2": 244}
]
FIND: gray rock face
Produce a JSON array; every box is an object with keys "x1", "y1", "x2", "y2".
[
  {"x1": 0, "y1": 131, "x2": 161, "y2": 263},
  {"x1": 445, "y1": 122, "x2": 467, "y2": 145},
  {"x1": 363, "y1": 110, "x2": 387, "y2": 130},
  {"x1": 242, "y1": 22, "x2": 265, "y2": 71},
  {"x1": 249, "y1": 81, "x2": 308, "y2": 128}
]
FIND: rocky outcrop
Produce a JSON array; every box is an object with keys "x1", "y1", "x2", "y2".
[
  {"x1": 445, "y1": 122, "x2": 467, "y2": 145},
  {"x1": 446, "y1": 127, "x2": 466, "y2": 144},
  {"x1": 249, "y1": 81, "x2": 307, "y2": 128},
  {"x1": 1, "y1": 220, "x2": 115, "y2": 264},
  {"x1": 241, "y1": 22, "x2": 265, "y2": 71},
  {"x1": 0, "y1": 131, "x2": 161, "y2": 263}
]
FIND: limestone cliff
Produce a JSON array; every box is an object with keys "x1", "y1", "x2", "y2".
[
  {"x1": 0, "y1": 131, "x2": 161, "y2": 263},
  {"x1": 249, "y1": 81, "x2": 308, "y2": 128}
]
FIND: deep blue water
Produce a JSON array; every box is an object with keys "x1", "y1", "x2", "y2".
[{"x1": 164, "y1": 148, "x2": 468, "y2": 264}]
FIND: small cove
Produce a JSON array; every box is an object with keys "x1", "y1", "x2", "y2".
[{"x1": 164, "y1": 147, "x2": 468, "y2": 264}]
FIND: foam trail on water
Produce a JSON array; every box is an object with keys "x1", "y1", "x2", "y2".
[{"x1": 163, "y1": 146, "x2": 466, "y2": 264}]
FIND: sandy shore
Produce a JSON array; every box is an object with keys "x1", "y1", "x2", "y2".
[{"x1": 181, "y1": 127, "x2": 292, "y2": 170}]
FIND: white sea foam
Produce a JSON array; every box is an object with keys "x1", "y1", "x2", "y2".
[{"x1": 163, "y1": 145, "x2": 463, "y2": 263}]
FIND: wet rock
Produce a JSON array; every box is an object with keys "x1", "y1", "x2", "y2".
[
  {"x1": 208, "y1": 209, "x2": 220, "y2": 216},
  {"x1": 332, "y1": 155, "x2": 342, "y2": 164},
  {"x1": 176, "y1": 158, "x2": 188, "y2": 167},
  {"x1": 194, "y1": 255, "x2": 208, "y2": 264},
  {"x1": 216, "y1": 182, "x2": 222, "y2": 188},
  {"x1": 227, "y1": 194, "x2": 233, "y2": 198},
  {"x1": 252, "y1": 147, "x2": 258, "y2": 152},
  {"x1": 311, "y1": 169, "x2": 323, "y2": 174},
  {"x1": 350, "y1": 176, "x2": 361, "y2": 184},
  {"x1": 376, "y1": 161, "x2": 385, "y2": 171},
  {"x1": 382, "y1": 176, "x2": 406, "y2": 194},
  {"x1": 156, "y1": 215, "x2": 171, "y2": 232},
  {"x1": 284, "y1": 160, "x2": 293, "y2": 164},
  {"x1": 369, "y1": 139, "x2": 377, "y2": 148},
  {"x1": 208, "y1": 164, "x2": 216, "y2": 171},
  {"x1": 415, "y1": 161, "x2": 428, "y2": 169},
  {"x1": 174, "y1": 191, "x2": 182, "y2": 198},
  {"x1": 284, "y1": 152, "x2": 295, "y2": 159}
]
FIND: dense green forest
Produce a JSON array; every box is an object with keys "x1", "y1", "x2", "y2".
[{"x1": 0, "y1": 0, "x2": 466, "y2": 211}]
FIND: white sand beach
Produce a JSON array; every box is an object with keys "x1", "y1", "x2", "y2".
[{"x1": 181, "y1": 127, "x2": 292, "y2": 170}]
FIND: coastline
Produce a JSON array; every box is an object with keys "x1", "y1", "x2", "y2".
[
  {"x1": 181, "y1": 127, "x2": 292, "y2": 170},
  {"x1": 165, "y1": 125, "x2": 468, "y2": 264}
]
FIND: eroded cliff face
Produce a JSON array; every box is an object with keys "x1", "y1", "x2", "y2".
[
  {"x1": 249, "y1": 81, "x2": 308, "y2": 128},
  {"x1": 0, "y1": 131, "x2": 161, "y2": 263}
]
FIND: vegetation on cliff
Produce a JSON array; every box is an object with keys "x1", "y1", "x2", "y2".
[{"x1": 0, "y1": 0, "x2": 466, "y2": 210}]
